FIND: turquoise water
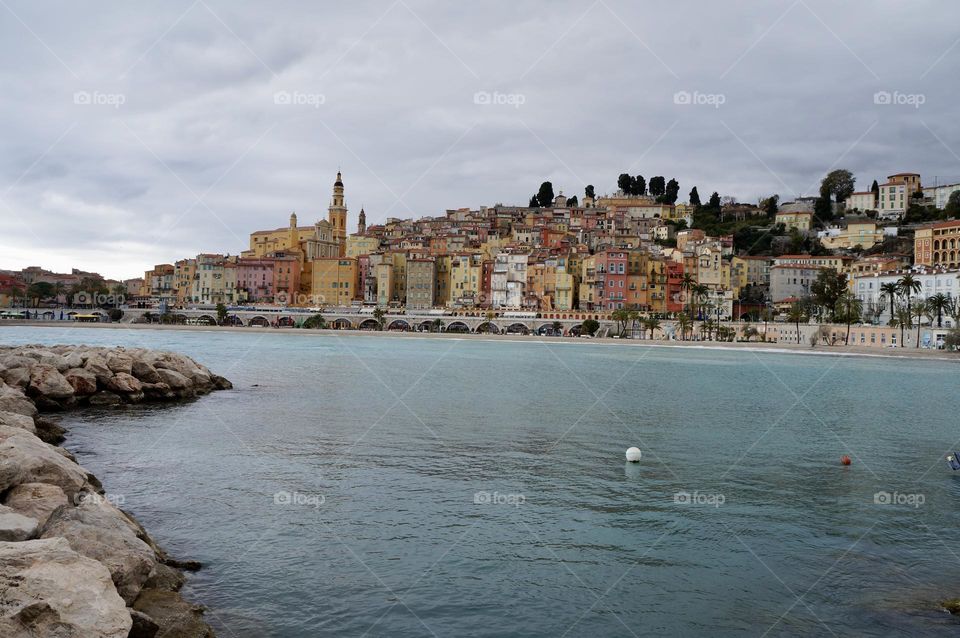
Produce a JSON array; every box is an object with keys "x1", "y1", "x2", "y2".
[{"x1": 2, "y1": 326, "x2": 960, "y2": 637}]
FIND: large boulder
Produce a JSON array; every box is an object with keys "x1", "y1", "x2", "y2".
[
  {"x1": 0, "y1": 395, "x2": 37, "y2": 418},
  {"x1": 41, "y1": 495, "x2": 158, "y2": 604},
  {"x1": 131, "y1": 360, "x2": 162, "y2": 384},
  {"x1": 0, "y1": 427, "x2": 89, "y2": 497},
  {"x1": 0, "y1": 410, "x2": 35, "y2": 433},
  {"x1": 0, "y1": 537, "x2": 132, "y2": 638},
  {"x1": 156, "y1": 368, "x2": 191, "y2": 390},
  {"x1": 0, "y1": 367, "x2": 31, "y2": 390},
  {"x1": 65, "y1": 367, "x2": 98, "y2": 395},
  {"x1": 28, "y1": 364, "x2": 75, "y2": 400},
  {"x1": 0, "y1": 504, "x2": 39, "y2": 541},
  {"x1": 132, "y1": 589, "x2": 214, "y2": 638},
  {"x1": 4, "y1": 482, "x2": 69, "y2": 527},
  {"x1": 105, "y1": 352, "x2": 134, "y2": 375},
  {"x1": 84, "y1": 355, "x2": 115, "y2": 384},
  {"x1": 62, "y1": 351, "x2": 84, "y2": 369},
  {"x1": 105, "y1": 372, "x2": 143, "y2": 395}
]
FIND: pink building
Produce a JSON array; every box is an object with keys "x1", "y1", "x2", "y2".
[
  {"x1": 236, "y1": 258, "x2": 275, "y2": 302},
  {"x1": 595, "y1": 249, "x2": 628, "y2": 310}
]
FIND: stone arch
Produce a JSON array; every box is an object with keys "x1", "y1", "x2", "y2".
[
  {"x1": 248, "y1": 315, "x2": 270, "y2": 327},
  {"x1": 475, "y1": 321, "x2": 500, "y2": 334},
  {"x1": 357, "y1": 318, "x2": 380, "y2": 330},
  {"x1": 225, "y1": 315, "x2": 244, "y2": 326},
  {"x1": 537, "y1": 322, "x2": 561, "y2": 335},
  {"x1": 445, "y1": 321, "x2": 470, "y2": 333},
  {"x1": 331, "y1": 317, "x2": 353, "y2": 329},
  {"x1": 417, "y1": 320, "x2": 436, "y2": 332},
  {"x1": 387, "y1": 319, "x2": 411, "y2": 331},
  {"x1": 505, "y1": 323, "x2": 530, "y2": 335},
  {"x1": 196, "y1": 315, "x2": 217, "y2": 325},
  {"x1": 568, "y1": 323, "x2": 583, "y2": 336}
]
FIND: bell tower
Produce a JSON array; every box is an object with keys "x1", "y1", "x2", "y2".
[
  {"x1": 358, "y1": 207, "x2": 366, "y2": 235},
  {"x1": 328, "y1": 171, "x2": 348, "y2": 252}
]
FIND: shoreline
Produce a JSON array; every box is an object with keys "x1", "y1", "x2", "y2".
[
  {"x1": 3, "y1": 320, "x2": 958, "y2": 362},
  {"x1": 0, "y1": 344, "x2": 232, "y2": 637}
]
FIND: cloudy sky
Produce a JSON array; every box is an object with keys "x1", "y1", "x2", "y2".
[{"x1": 1, "y1": 0, "x2": 958, "y2": 279}]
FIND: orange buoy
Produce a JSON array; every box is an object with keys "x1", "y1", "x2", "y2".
[{"x1": 840, "y1": 455, "x2": 852, "y2": 466}]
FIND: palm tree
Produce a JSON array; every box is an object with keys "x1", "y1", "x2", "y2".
[
  {"x1": 786, "y1": 301, "x2": 806, "y2": 344},
  {"x1": 676, "y1": 314, "x2": 692, "y2": 341},
  {"x1": 835, "y1": 292, "x2": 862, "y2": 345},
  {"x1": 913, "y1": 300, "x2": 929, "y2": 348},
  {"x1": 926, "y1": 293, "x2": 950, "y2": 328},
  {"x1": 892, "y1": 304, "x2": 911, "y2": 347},
  {"x1": 690, "y1": 284, "x2": 709, "y2": 320},
  {"x1": 879, "y1": 282, "x2": 899, "y2": 325},
  {"x1": 51, "y1": 282, "x2": 66, "y2": 307},
  {"x1": 645, "y1": 317, "x2": 661, "y2": 340},
  {"x1": 896, "y1": 273, "x2": 923, "y2": 335},
  {"x1": 680, "y1": 273, "x2": 696, "y2": 317}
]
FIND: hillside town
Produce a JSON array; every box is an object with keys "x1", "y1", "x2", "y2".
[{"x1": 4, "y1": 169, "x2": 960, "y2": 348}]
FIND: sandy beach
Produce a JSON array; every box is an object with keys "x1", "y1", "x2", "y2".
[{"x1": 2, "y1": 320, "x2": 957, "y2": 362}]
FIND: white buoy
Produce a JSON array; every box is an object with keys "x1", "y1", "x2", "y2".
[{"x1": 625, "y1": 447, "x2": 642, "y2": 463}]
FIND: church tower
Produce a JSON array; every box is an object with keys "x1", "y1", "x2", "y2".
[
  {"x1": 288, "y1": 212, "x2": 298, "y2": 250},
  {"x1": 358, "y1": 207, "x2": 366, "y2": 234},
  {"x1": 328, "y1": 171, "x2": 348, "y2": 251}
]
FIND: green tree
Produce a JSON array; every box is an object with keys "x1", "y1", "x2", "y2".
[
  {"x1": 680, "y1": 273, "x2": 696, "y2": 317},
  {"x1": 742, "y1": 324, "x2": 759, "y2": 342},
  {"x1": 820, "y1": 169, "x2": 856, "y2": 204},
  {"x1": 26, "y1": 282, "x2": 54, "y2": 307},
  {"x1": 303, "y1": 313, "x2": 327, "y2": 329},
  {"x1": 611, "y1": 308, "x2": 631, "y2": 336},
  {"x1": 834, "y1": 292, "x2": 862, "y2": 345},
  {"x1": 879, "y1": 282, "x2": 899, "y2": 325},
  {"x1": 913, "y1": 300, "x2": 929, "y2": 348},
  {"x1": 528, "y1": 195, "x2": 539, "y2": 208},
  {"x1": 945, "y1": 191, "x2": 960, "y2": 218},
  {"x1": 690, "y1": 283, "x2": 709, "y2": 320},
  {"x1": 896, "y1": 273, "x2": 923, "y2": 341},
  {"x1": 926, "y1": 292, "x2": 951, "y2": 328},
  {"x1": 649, "y1": 176, "x2": 666, "y2": 197},
  {"x1": 582, "y1": 318, "x2": 600, "y2": 336},
  {"x1": 761, "y1": 194, "x2": 779, "y2": 216},
  {"x1": 373, "y1": 307, "x2": 386, "y2": 330},
  {"x1": 660, "y1": 178, "x2": 680, "y2": 204},
  {"x1": 566, "y1": 195, "x2": 579, "y2": 207},
  {"x1": 892, "y1": 304, "x2": 911, "y2": 348},
  {"x1": 689, "y1": 186, "x2": 701, "y2": 207},
  {"x1": 536, "y1": 181, "x2": 555, "y2": 207},
  {"x1": 618, "y1": 173, "x2": 633, "y2": 194},
  {"x1": 551, "y1": 320, "x2": 562, "y2": 335},
  {"x1": 810, "y1": 269, "x2": 847, "y2": 321},
  {"x1": 645, "y1": 316, "x2": 661, "y2": 340},
  {"x1": 708, "y1": 192, "x2": 721, "y2": 209},
  {"x1": 787, "y1": 301, "x2": 807, "y2": 344},
  {"x1": 675, "y1": 314, "x2": 692, "y2": 341},
  {"x1": 215, "y1": 303, "x2": 228, "y2": 325},
  {"x1": 871, "y1": 180, "x2": 879, "y2": 198},
  {"x1": 585, "y1": 185, "x2": 595, "y2": 200},
  {"x1": 634, "y1": 175, "x2": 646, "y2": 196}
]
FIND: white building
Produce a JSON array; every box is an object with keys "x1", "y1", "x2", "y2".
[
  {"x1": 877, "y1": 173, "x2": 921, "y2": 220},
  {"x1": 923, "y1": 182, "x2": 960, "y2": 209},
  {"x1": 853, "y1": 268, "x2": 959, "y2": 326},
  {"x1": 845, "y1": 191, "x2": 877, "y2": 213},
  {"x1": 490, "y1": 253, "x2": 527, "y2": 308}
]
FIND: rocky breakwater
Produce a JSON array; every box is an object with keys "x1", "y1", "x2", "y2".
[{"x1": 0, "y1": 345, "x2": 232, "y2": 637}]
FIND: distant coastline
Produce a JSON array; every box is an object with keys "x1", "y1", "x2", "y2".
[{"x1": 3, "y1": 321, "x2": 957, "y2": 362}]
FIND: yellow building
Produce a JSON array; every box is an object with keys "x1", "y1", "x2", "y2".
[
  {"x1": 406, "y1": 259, "x2": 436, "y2": 310},
  {"x1": 819, "y1": 220, "x2": 885, "y2": 250},
  {"x1": 346, "y1": 235, "x2": 380, "y2": 258},
  {"x1": 775, "y1": 211, "x2": 813, "y2": 232},
  {"x1": 555, "y1": 271, "x2": 576, "y2": 310},
  {"x1": 578, "y1": 255, "x2": 598, "y2": 310},
  {"x1": 173, "y1": 259, "x2": 196, "y2": 306},
  {"x1": 433, "y1": 254, "x2": 450, "y2": 306},
  {"x1": 375, "y1": 262, "x2": 394, "y2": 307},
  {"x1": 449, "y1": 254, "x2": 482, "y2": 306},
  {"x1": 915, "y1": 220, "x2": 960, "y2": 268},
  {"x1": 312, "y1": 258, "x2": 358, "y2": 306}
]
